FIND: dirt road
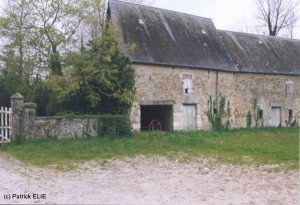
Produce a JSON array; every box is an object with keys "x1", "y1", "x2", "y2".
[{"x1": 0, "y1": 154, "x2": 298, "y2": 204}]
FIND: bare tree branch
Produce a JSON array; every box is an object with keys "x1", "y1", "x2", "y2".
[{"x1": 256, "y1": 0, "x2": 299, "y2": 37}]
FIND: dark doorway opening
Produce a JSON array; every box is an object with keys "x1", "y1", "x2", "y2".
[{"x1": 140, "y1": 105, "x2": 173, "y2": 131}]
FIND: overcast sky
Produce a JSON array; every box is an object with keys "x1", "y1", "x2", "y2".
[
  {"x1": 0, "y1": 0, "x2": 299, "y2": 39},
  {"x1": 153, "y1": 0, "x2": 300, "y2": 39}
]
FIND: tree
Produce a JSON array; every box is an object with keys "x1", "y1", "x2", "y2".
[
  {"x1": 32, "y1": 0, "x2": 88, "y2": 75},
  {"x1": 48, "y1": 22, "x2": 136, "y2": 115},
  {"x1": 0, "y1": 0, "x2": 89, "y2": 76},
  {"x1": 80, "y1": 0, "x2": 106, "y2": 39},
  {"x1": 0, "y1": 0, "x2": 136, "y2": 115},
  {"x1": 0, "y1": 0, "x2": 89, "y2": 115},
  {"x1": 286, "y1": 11, "x2": 297, "y2": 38},
  {"x1": 0, "y1": 0, "x2": 38, "y2": 78},
  {"x1": 77, "y1": 0, "x2": 155, "y2": 47},
  {"x1": 256, "y1": 0, "x2": 298, "y2": 37},
  {"x1": 0, "y1": 0, "x2": 46, "y2": 109}
]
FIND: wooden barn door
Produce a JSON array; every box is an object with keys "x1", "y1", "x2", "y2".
[
  {"x1": 183, "y1": 105, "x2": 196, "y2": 130},
  {"x1": 270, "y1": 107, "x2": 281, "y2": 127}
]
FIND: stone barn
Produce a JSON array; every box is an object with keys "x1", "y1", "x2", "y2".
[{"x1": 108, "y1": 0, "x2": 300, "y2": 131}]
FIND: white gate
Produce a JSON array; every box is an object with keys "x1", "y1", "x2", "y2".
[{"x1": 0, "y1": 107, "x2": 12, "y2": 143}]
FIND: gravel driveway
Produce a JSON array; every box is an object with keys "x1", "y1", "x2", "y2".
[{"x1": 0, "y1": 154, "x2": 298, "y2": 204}]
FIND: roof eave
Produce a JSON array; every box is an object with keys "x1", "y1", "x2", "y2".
[{"x1": 131, "y1": 61, "x2": 300, "y2": 76}]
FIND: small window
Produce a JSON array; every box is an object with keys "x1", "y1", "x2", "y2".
[
  {"x1": 259, "y1": 110, "x2": 263, "y2": 119},
  {"x1": 182, "y1": 73, "x2": 193, "y2": 94},
  {"x1": 286, "y1": 83, "x2": 294, "y2": 97},
  {"x1": 289, "y1": 109, "x2": 293, "y2": 118}
]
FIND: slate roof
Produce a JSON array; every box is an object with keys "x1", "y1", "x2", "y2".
[
  {"x1": 108, "y1": 0, "x2": 300, "y2": 75},
  {"x1": 219, "y1": 31, "x2": 300, "y2": 75}
]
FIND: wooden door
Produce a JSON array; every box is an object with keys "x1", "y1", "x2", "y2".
[
  {"x1": 183, "y1": 105, "x2": 196, "y2": 130},
  {"x1": 270, "y1": 107, "x2": 281, "y2": 127}
]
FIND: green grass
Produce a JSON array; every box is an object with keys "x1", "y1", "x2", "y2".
[{"x1": 0, "y1": 127, "x2": 299, "y2": 170}]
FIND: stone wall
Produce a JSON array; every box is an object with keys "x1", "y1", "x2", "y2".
[
  {"x1": 34, "y1": 117, "x2": 98, "y2": 139},
  {"x1": 130, "y1": 64, "x2": 299, "y2": 130},
  {"x1": 10, "y1": 94, "x2": 99, "y2": 139}
]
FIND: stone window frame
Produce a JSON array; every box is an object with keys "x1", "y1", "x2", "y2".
[
  {"x1": 181, "y1": 73, "x2": 194, "y2": 94},
  {"x1": 285, "y1": 81, "x2": 294, "y2": 97}
]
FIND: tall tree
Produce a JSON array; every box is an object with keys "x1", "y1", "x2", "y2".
[
  {"x1": 0, "y1": 0, "x2": 38, "y2": 78},
  {"x1": 48, "y1": 22, "x2": 136, "y2": 114},
  {"x1": 32, "y1": 0, "x2": 88, "y2": 75},
  {"x1": 0, "y1": 0, "x2": 89, "y2": 76},
  {"x1": 77, "y1": 0, "x2": 155, "y2": 47},
  {"x1": 256, "y1": 0, "x2": 298, "y2": 37},
  {"x1": 81, "y1": 0, "x2": 107, "y2": 39},
  {"x1": 286, "y1": 11, "x2": 297, "y2": 38}
]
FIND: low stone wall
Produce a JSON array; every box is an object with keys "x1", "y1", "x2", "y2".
[
  {"x1": 34, "y1": 117, "x2": 99, "y2": 139},
  {"x1": 10, "y1": 93, "x2": 131, "y2": 139}
]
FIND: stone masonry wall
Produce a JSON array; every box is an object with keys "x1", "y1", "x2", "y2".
[
  {"x1": 130, "y1": 64, "x2": 299, "y2": 130},
  {"x1": 34, "y1": 117, "x2": 98, "y2": 139},
  {"x1": 10, "y1": 94, "x2": 100, "y2": 139},
  {"x1": 219, "y1": 73, "x2": 299, "y2": 128}
]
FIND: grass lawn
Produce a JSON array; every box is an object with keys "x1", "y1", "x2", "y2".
[{"x1": 0, "y1": 127, "x2": 299, "y2": 170}]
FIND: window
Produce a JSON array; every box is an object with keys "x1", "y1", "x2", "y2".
[
  {"x1": 286, "y1": 82, "x2": 294, "y2": 97},
  {"x1": 182, "y1": 73, "x2": 193, "y2": 94},
  {"x1": 259, "y1": 110, "x2": 263, "y2": 119},
  {"x1": 289, "y1": 109, "x2": 293, "y2": 118}
]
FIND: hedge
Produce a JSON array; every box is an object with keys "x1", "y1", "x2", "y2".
[{"x1": 97, "y1": 114, "x2": 132, "y2": 137}]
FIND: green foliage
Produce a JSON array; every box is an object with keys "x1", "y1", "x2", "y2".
[
  {"x1": 1, "y1": 128, "x2": 298, "y2": 170},
  {"x1": 252, "y1": 99, "x2": 260, "y2": 127},
  {"x1": 98, "y1": 114, "x2": 132, "y2": 137},
  {"x1": 246, "y1": 99, "x2": 260, "y2": 128},
  {"x1": 48, "y1": 22, "x2": 136, "y2": 115},
  {"x1": 0, "y1": 0, "x2": 96, "y2": 78},
  {"x1": 1, "y1": 22, "x2": 135, "y2": 117},
  {"x1": 0, "y1": 1, "x2": 135, "y2": 116},
  {"x1": 0, "y1": 73, "x2": 28, "y2": 107},
  {"x1": 207, "y1": 95, "x2": 231, "y2": 131},
  {"x1": 13, "y1": 134, "x2": 25, "y2": 145},
  {"x1": 0, "y1": 0, "x2": 39, "y2": 79},
  {"x1": 246, "y1": 111, "x2": 252, "y2": 128},
  {"x1": 0, "y1": 73, "x2": 58, "y2": 116}
]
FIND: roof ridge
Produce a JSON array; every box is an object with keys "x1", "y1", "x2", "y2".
[
  {"x1": 219, "y1": 29, "x2": 300, "y2": 42},
  {"x1": 109, "y1": 0, "x2": 213, "y2": 21}
]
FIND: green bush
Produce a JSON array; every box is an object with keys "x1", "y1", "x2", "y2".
[
  {"x1": 53, "y1": 114, "x2": 132, "y2": 137},
  {"x1": 207, "y1": 95, "x2": 231, "y2": 131},
  {"x1": 13, "y1": 134, "x2": 25, "y2": 145},
  {"x1": 246, "y1": 111, "x2": 252, "y2": 128},
  {"x1": 98, "y1": 114, "x2": 132, "y2": 137}
]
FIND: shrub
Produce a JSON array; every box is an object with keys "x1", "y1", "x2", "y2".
[
  {"x1": 246, "y1": 111, "x2": 252, "y2": 128},
  {"x1": 207, "y1": 95, "x2": 231, "y2": 131},
  {"x1": 13, "y1": 134, "x2": 25, "y2": 145},
  {"x1": 98, "y1": 114, "x2": 132, "y2": 137}
]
